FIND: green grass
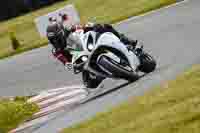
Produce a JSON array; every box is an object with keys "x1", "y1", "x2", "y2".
[
  {"x1": 61, "y1": 65, "x2": 200, "y2": 133},
  {"x1": 0, "y1": 0, "x2": 176, "y2": 59},
  {"x1": 0, "y1": 97, "x2": 39, "y2": 133}
]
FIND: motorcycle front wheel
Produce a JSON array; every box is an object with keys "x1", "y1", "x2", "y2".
[
  {"x1": 98, "y1": 55, "x2": 139, "y2": 81},
  {"x1": 82, "y1": 71, "x2": 104, "y2": 88}
]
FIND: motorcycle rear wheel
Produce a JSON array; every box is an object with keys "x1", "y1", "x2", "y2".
[{"x1": 138, "y1": 52, "x2": 156, "y2": 73}]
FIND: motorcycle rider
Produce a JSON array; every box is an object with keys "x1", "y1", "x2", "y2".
[
  {"x1": 46, "y1": 18, "x2": 73, "y2": 64},
  {"x1": 46, "y1": 17, "x2": 138, "y2": 64}
]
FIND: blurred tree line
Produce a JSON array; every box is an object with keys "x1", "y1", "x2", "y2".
[{"x1": 0, "y1": 0, "x2": 64, "y2": 21}]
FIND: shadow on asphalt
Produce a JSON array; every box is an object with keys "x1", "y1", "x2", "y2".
[
  {"x1": 82, "y1": 63, "x2": 172, "y2": 103},
  {"x1": 83, "y1": 76, "x2": 144, "y2": 103}
]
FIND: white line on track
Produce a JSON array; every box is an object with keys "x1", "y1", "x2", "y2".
[
  {"x1": 37, "y1": 89, "x2": 87, "y2": 108},
  {"x1": 10, "y1": 85, "x2": 87, "y2": 133},
  {"x1": 116, "y1": 0, "x2": 189, "y2": 25},
  {"x1": 28, "y1": 85, "x2": 85, "y2": 103}
]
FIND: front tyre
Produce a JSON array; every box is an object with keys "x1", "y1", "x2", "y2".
[
  {"x1": 98, "y1": 56, "x2": 139, "y2": 81},
  {"x1": 82, "y1": 71, "x2": 104, "y2": 88},
  {"x1": 138, "y1": 52, "x2": 156, "y2": 73}
]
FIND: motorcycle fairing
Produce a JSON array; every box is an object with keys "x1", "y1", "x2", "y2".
[{"x1": 95, "y1": 32, "x2": 140, "y2": 71}]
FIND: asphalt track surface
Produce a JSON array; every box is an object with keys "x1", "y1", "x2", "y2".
[{"x1": 1, "y1": 0, "x2": 200, "y2": 132}]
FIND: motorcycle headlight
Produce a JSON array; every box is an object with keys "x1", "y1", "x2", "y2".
[
  {"x1": 88, "y1": 43, "x2": 94, "y2": 51},
  {"x1": 81, "y1": 56, "x2": 88, "y2": 61}
]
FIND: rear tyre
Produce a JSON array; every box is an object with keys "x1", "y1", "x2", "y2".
[
  {"x1": 98, "y1": 56, "x2": 139, "y2": 81},
  {"x1": 82, "y1": 71, "x2": 104, "y2": 88},
  {"x1": 138, "y1": 53, "x2": 156, "y2": 73}
]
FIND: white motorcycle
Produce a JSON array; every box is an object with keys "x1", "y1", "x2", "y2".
[{"x1": 53, "y1": 28, "x2": 156, "y2": 88}]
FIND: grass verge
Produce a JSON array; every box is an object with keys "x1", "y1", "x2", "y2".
[
  {"x1": 0, "y1": 97, "x2": 39, "y2": 133},
  {"x1": 61, "y1": 64, "x2": 200, "y2": 133},
  {"x1": 0, "y1": 0, "x2": 176, "y2": 59}
]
